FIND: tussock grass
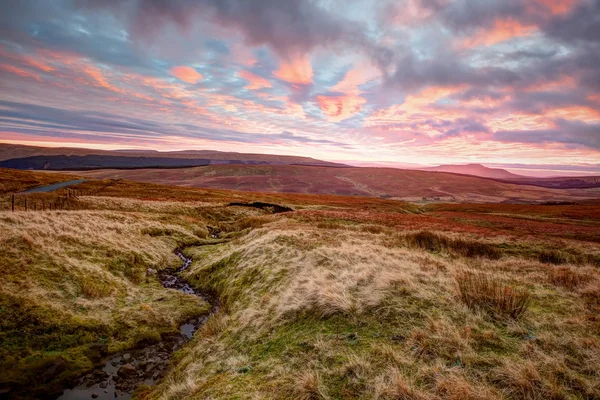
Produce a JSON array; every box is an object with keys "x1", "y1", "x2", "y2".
[
  {"x1": 548, "y1": 266, "x2": 592, "y2": 290},
  {"x1": 405, "y1": 231, "x2": 502, "y2": 259},
  {"x1": 456, "y1": 270, "x2": 531, "y2": 320},
  {"x1": 293, "y1": 371, "x2": 330, "y2": 400}
]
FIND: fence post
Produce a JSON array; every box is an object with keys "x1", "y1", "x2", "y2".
[
  {"x1": 34, "y1": 203, "x2": 37, "y2": 211},
  {"x1": 24, "y1": 198, "x2": 27, "y2": 211},
  {"x1": 11, "y1": 194, "x2": 14, "y2": 212}
]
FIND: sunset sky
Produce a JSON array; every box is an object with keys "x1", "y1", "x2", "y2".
[{"x1": 0, "y1": 0, "x2": 599, "y2": 173}]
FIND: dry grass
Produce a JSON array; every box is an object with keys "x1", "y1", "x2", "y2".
[
  {"x1": 456, "y1": 270, "x2": 531, "y2": 320},
  {"x1": 548, "y1": 266, "x2": 592, "y2": 290},
  {"x1": 406, "y1": 231, "x2": 502, "y2": 259},
  {"x1": 2, "y1": 170, "x2": 600, "y2": 400}
]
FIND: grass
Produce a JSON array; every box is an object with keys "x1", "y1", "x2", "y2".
[
  {"x1": 0, "y1": 209, "x2": 217, "y2": 398},
  {"x1": 405, "y1": 231, "x2": 502, "y2": 259},
  {"x1": 1, "y1": 170, "x2": 599, "y2": 399},
  {"x1": 455, "y1": 270, "x2": 531, "y2": 320}
]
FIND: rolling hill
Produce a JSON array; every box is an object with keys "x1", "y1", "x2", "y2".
[
  {"x1": 421, "y1": 163, "x2": 524, "y2": 179},
  {"x1": 0, "y1": 143, "x2": 347, "y2": 167},
  {"x1": 70, "y1": 164, "x2": 600, "y2": 204}
]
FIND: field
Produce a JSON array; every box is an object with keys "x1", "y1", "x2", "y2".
[
  {"x1": 1, "y1": 169, "x2": 600, "y2": 399},
  {"x1": 70, "y1": 164, "x2": 600, "y2": 204}
]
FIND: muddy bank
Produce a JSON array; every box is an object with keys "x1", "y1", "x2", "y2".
[{"x1": 56, "y1": 251, "x2": 216, "y2": 400}]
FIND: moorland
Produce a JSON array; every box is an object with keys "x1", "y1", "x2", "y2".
[{"x1": 1, "y1": 167, "x2": 600, "y2": 399}]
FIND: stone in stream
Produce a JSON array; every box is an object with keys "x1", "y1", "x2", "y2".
[
  {"x1": 117, "y1": 363, "x2": 137, "y2": 379},
  {"x1": 122, "y1": 353, "x2": 131, "y2": 362}
]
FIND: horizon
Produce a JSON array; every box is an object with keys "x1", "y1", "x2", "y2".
[
  {"x1": 1, "y1": 0, "x2": 599, "y2": 173},
  {"x1": 2, "y1": 141, "x2": 599, "y2": 178}
]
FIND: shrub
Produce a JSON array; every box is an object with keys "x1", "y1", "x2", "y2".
[
  {"x1": 406, "y1": 231, "x2": 448, "y2": 253},
  {"x1": 456, "y1": 270, "x2": 531, "y2": 320},
  {"x1": 451, "y1": 239, "x2": 502, "y2": 260}
]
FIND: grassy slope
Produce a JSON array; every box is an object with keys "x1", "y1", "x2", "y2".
[
  {"x1": 0, "y1": 190, "x2": 278, "y2": 398},
  {"x1": 0, "y1": 168, "x2": 80, "y2": 194},
  {"x1": 71, "y1": 165, "x2": 598, "y2": 203},
  {"x1": 2, "y1": 172, "x2": 600, "y2": 399},
  {"x1": 145, "y1": 216, "x2": 600, "y2": 400}
]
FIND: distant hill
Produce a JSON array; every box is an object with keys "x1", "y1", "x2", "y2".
[
  {"x1": 0, "y1": 143, "x2": 347, "y2": 168},
  {"x1": 421, "y1": 164, "x2": 524, "y2": 179},
  {"x1": 70, "y1": 164, "x2": 600, "y2": 204}
]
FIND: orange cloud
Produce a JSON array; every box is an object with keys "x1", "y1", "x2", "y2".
[
  {"x1": 274, "y1": 55, "x2": 313, "y2": 85},
  {"x1": 459, "y1": 19, "x2": 537, "y2": 49},
  {"x1": 239, "y1": 70, "x2": 272, "y2": 90},
  {"x1": 0, "y1": 64, "x2": 42, "y2": 81},
  {"x1": 533, "y1": 0, "x2": 579, "y2": 15},
  {"x1": 82, "y1": 65, "x2": 125, "y2": 94},
  {"x1": 317, "y1": 94, "x2": 367, "y2": 122},
  {"x1": 170, "y1": 66, "x2": 203, "y2": 84}
]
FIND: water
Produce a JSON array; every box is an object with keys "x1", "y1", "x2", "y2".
[{"x1": 57, "y1": 252, "x2": 215, "y2": 400}]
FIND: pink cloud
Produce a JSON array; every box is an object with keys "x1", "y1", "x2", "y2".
[
  {"x1": 0, "y1": 64, "x2": 42, "y2": 81},
  {"x1": 170, "y1": 66, "x2": 203, "y2": 84},
  {"x1": 457, "y1": 19, "x2": 537, "y2": 49},
  {"x1": 273, "y1": 55, "x2": 313, "y2": 85},
  {"x1": 239, "y1": 70, "x2": 272, "y2": 90},
  {"x1": 317, "y1": 94, "x2": 366, "y2": 122}
]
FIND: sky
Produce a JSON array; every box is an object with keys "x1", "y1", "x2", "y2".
[{"x1": 0, "y1": 0, "x2": 599, "y2": 174}]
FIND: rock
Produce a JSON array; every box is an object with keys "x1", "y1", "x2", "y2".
[
  {"x1": 117, "y1": 363, "x2": 137, "y2": 378},
  {"x1": 40, "y1": 357, "x2": 67, "y2": 383},
  {"x1": 347, "y1": 332, "x2": 359, "y2": 341},
  {"x1": 146, "y1": 268, "x2": 157, "y2": 276},
  {"x1": 93, "y1": 370, "x2": 108, "y2": 380},
  {"x1": 99, "y1": 381, "x2": 108, "y2": 388},
  {"x1": 91, "y1": 394, "x2": 99, "y2": 399},
  {"x1": 122, "y1": 353, "x2": 131, "y2": 362}
]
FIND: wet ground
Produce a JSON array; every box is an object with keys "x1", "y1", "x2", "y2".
[{"x1": 57, "y1": 252, "x2": 215, "y2": 400}]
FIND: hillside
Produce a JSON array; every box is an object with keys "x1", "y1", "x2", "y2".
[
  {"x1": 1, "y1": 171, "x2": 600, "y2": 399},
  {"x1": 421, "y1": 164, "x2": 524, "y2": 180},
  {"x1": 70, "y1": 164, "x2": 600, "y2": 204},
  {"x1": 0, "y1": 144, "x2": 345, "y2": 167}
]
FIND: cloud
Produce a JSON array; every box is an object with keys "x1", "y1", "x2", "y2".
[
  {"x1": 494, "y1": 119, "x2": 600, "y2": 149},
  {"x1": 316, "y1": 94, "x2": 367, "y2": 122},
  {"x1": 170, "y1": 66, "x2": 203, "y2": 84},
  {"x1": 238, "y1": 70, "x2": 272, "y2": 90},
  {"x1": 273, "y1": 55, "x2": 314, "y2": 85}
]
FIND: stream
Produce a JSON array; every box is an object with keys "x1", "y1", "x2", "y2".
[{"x1": 57, "y1": 251, "x2": 216, "y2": 400}]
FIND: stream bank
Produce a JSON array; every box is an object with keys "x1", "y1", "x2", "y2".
[{"x1": 56, "y1": 251, "x2": 217, "y2": 400}]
